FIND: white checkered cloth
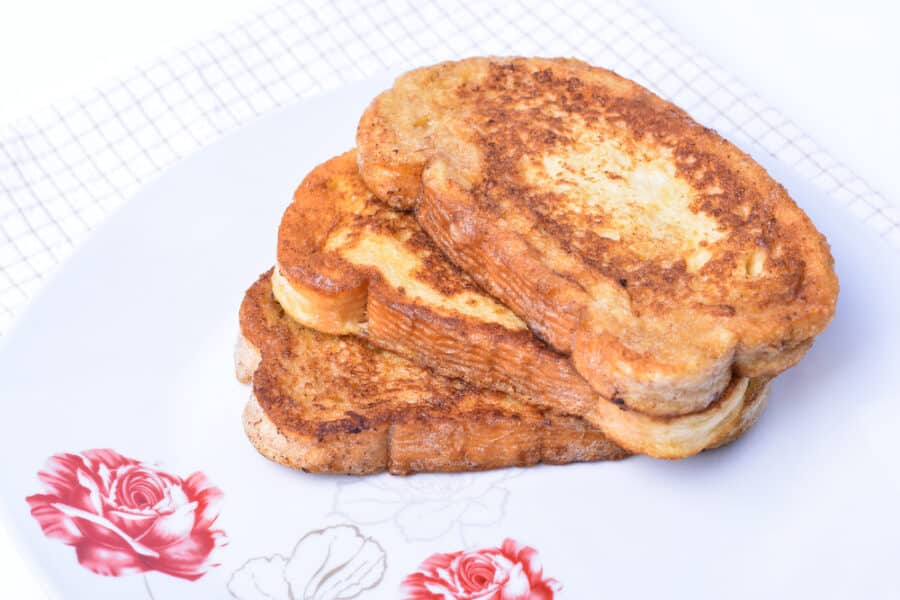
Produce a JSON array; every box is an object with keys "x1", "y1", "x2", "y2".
[{"x1": 1, "y1": 0, "x2": 896, "y2": 335}]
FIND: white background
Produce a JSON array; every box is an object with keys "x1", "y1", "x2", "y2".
[{"x1": 0, "y1": 0, "x2": 897, "y2": 597}]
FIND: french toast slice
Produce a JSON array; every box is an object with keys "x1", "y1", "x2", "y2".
[
  {"x1": 276, "y1": 150, "x2": 598, "y2": 415},
  {"x1": 273, "y1": 152, "x2": 771, "y2": 458},
  {"x1": 237, "y1": 270, "x2": 630, "y2": 475},
  {"x1": 357, "y1": 57, "x2": 837, "y2": 419}
]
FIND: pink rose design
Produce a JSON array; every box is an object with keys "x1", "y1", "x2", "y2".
[
  {"x1": 25, "y1": 449, "x2": 226, "y2": 580},
  {"x1": 403, "y1": 538, "x2": 561, "y2": 600}
]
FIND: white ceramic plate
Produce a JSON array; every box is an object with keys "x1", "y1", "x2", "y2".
[{"x1": 1, "y1": 76, "x2": 899, "y2": 600}]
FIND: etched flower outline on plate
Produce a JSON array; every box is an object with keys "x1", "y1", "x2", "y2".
[
  {"x1": 228, "y1": 524, "x2": 386, "y2": 600},
  {"x1": 332, "y1": 470, "x2": 521, "y2": 544}
]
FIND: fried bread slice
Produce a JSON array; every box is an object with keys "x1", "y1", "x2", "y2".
[
  {"x1": 357, "y1": 57, "x2": 837, "y2": 419},
  {"x1": 273, "y1": 152, "x2": 771, "y2": 458},
  {"x1": 276, "y1": 150, "x2": 598, "y2": 415},
  {"x1": 237, "y1": 270, "x2": 630, "y2": 475}
]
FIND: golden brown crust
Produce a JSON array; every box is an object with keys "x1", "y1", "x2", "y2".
[
  {"x1": 238, "y1": 270, "x2": 630, "y2": 475},
  {"x1": 584, "y1": 376, "x2": 770, "y2": 458},
  {"x1": 357, "y1": 57, "x2": 838, "y2": 418},
  {"x1": 276, "y1": 151, "x2": 597, "y2": 414},
  {"x1": 272, "y1": 153, "x2": 772, "y2": 458}
]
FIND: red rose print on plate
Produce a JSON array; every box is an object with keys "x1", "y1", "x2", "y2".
[
  {"x1": 26, "y1": 449, "x2": 226, "y2": 580},
  {"x1": 403, "y1": 538, "x2": 561, "y2": 600}
]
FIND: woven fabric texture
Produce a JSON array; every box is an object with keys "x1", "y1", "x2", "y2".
[{"x1": 1, "y1": 0, "x2": 896, "y2": 334}]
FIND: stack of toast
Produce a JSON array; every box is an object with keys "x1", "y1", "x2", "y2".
[{"x1": 236, "y1": 57, "x2": 837, "y2": 474}]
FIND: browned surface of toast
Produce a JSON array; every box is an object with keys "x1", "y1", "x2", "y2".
[
  {"x1": 357, "y1": 57, "x2": 837, "y2": 420},
  {"x1": 276, "y1": 150, "x2": 596, "y2": 415},
  {"x1": 238, "y1": 270, "x2": 630, "y2": 475},
  {"x1": 272, "y1": 152, "x2": 771, "y2": 458}
]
